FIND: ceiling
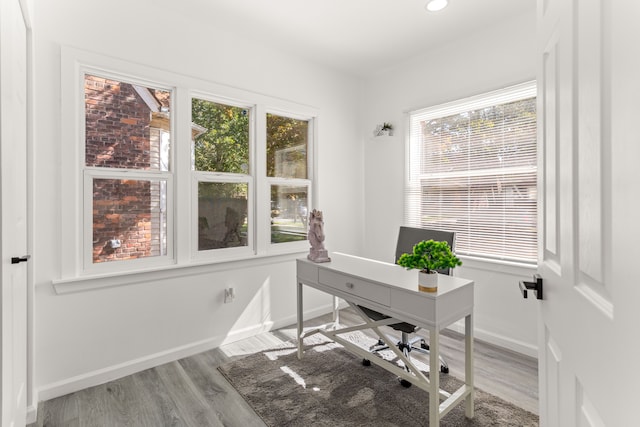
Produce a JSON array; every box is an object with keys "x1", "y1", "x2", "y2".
[{"x1": 176, "y1": 0, "x2": 536, "y2": 77}]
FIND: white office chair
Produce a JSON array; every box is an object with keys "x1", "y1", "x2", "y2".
[{"x1": 361, "y1": 226, "x2": 456, "y2": 387}]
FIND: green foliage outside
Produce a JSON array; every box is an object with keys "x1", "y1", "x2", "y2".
[
  {"x1": 266, "y1": 113, "x2": 308, "y2": 178},
  {"x1": 192, "y1": 100, "x2": 309, "y2": 200},
  {"x1": 396, "y1": 240, "x2": 462, "y2": 274},
  {"x1": 422, "y1": 98, "x2": 537, "y2": 172},
  {"x1": 192, "y1": 99, "x2": 248, "y2": 199},
  {"x1": 192, "y1": 99, "x2": 250, "y2": 175}
]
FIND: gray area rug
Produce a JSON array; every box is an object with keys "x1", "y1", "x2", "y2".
[{"x1": 218, "y1": 334, "x2": 539, "y2": 426}]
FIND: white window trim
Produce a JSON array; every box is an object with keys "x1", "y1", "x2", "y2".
[
  {"x1": 58, "y1": 46, "x2": 318, "y2": 290},
  {"x1": 409, "y1": 81, "x2": 537, "y2": 122}
]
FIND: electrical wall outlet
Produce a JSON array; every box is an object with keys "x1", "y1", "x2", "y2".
[
  {"x1": 224, "y1": 287, "x2": 235, "y2": 303},
  {"x1": 109, "y1": 239, "x2": 121, "y2": 249}
]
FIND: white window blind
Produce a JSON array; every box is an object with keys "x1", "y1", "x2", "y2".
[{"x1": 406, "y1": 82, "x2": 537, "y2": 264}]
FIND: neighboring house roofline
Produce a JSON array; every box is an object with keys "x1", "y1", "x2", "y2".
[
  {"x1": 133, "y1": 85, "x2": 207, "y2": 138},
  {"x1": 133, "y1": 85, "x2": 161, "y2": 112}
]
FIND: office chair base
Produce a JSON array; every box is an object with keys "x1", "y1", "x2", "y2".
[
  {"x1": 367, "y1": 337, "x2": 450, "y2": 374},
  {"x1": 362, "y1": 354, "x2": 449, "y2": 373},
  {"x1": 400, "y1": 378, "x2": 412, "y2": 388}
]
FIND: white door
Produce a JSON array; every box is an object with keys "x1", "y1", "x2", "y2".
[
  {"x1": 537, "y1": 1, "x2": 640, "y2": 425},
  {"x1": 0, "y1": 0, "x2": 29, "y2": 425}
]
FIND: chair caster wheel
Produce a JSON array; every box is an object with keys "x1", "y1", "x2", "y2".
[
  {"x1": 440, "y1": 365, "x2": 449, "y2": 374},
  {"x1": 400, "y1": 379, "x2": 412, "y2": 388},
  {"x1": 362, "y1": 358, "x2": 371, "y2": 366},
  {"x1": 420, "y1": 341, "x2": 430, "y2": 351}
]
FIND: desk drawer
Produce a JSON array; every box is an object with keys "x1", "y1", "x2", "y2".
[{"x1": 319, "y1": 269, "x2": 390, "y2": 306}]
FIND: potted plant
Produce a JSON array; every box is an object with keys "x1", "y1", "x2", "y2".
[
  {"x1": 396, "y1": 239, "x2": 462, "y2": 293},
  {"x1": 380, "y1": 122, "x2": 393, "y2": 136}
]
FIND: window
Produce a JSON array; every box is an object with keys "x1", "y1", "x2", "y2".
[
  {"x1": 191, "y1": 98, "x2": 251, "y2": 252},
  {"x1": 84, "y1": 74, "x2": 172, "y2": 267},
  {"x1": 61, "y1": 48, "x2": 316, "y2": 279},
  {"x1": 406, "y1": 82, "x2": 537, "y2": 264},
  {"x1": 267, "y1": 113, "x2": 311, "y2": 244}
]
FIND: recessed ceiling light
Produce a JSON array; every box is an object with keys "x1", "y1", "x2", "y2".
[{"x1": 425, "y1": 0, "x2": 448, "y2": 12}]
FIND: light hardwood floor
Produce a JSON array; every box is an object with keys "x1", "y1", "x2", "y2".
[{"x1": 29, "y1": 308, "x2": 538, "y2": 426}]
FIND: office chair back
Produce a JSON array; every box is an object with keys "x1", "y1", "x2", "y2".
[
  {"x1": 360, "y1": 226, "x2": 458, "y2": 375},
  {"x1": 394, "y1": 226, "x2": 456, "y2": 275}
]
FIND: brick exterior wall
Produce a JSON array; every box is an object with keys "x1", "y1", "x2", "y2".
[
  {"x1": 92, "y1": 179, "x2": 162, "y2": 262},
  {"x1": 85, "y1": 75, "x2": 168, "y2": 263},
  {"x1": 85, "y1": 75, "x2": 155, "y2": 169}
]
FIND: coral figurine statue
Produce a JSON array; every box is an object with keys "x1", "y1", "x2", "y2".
[{"x1": 307, "y1": 209, "x2": 331, "y2": 263}]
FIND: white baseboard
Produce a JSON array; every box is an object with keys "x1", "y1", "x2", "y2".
[
  {"x1": 34, "y1": 301, "x2": 533, "y2": 412},
  {"x1": 26, "y1": 403, "x2": 37, "y2": 424},
  {"x1": 36, "y1": 335, "x2": 225, "y2": 403},
  {"x1": 35, "y1": 302, "x2": 336, "y2": 404},
  {"x1": 448, "y1": 321, "x2": 538, "y2": 359},
  {"x1": 221, "y1": 303, "x2": 335, "y2": 346}
]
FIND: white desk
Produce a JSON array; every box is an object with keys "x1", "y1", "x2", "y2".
[{"x1": 296, "y1": 252, "x2": 474, "y2": 426}]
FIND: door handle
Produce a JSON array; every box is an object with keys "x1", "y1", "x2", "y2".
[
  {"x1": 519, "y1": 274, "x2": 543, "y2": 300},
  {"x1": 11, "y1": 255, "x2": 30, "y2": 264}
]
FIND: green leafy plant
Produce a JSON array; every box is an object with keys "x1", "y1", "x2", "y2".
[
  {"x1": 381, "y1": 122, "x2": 393, "y2": 130},
  {"x1": 396, "y1": 239, "x2": 462, "y2": 274}
]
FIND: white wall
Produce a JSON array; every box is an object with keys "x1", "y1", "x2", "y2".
[
  {"x1": 31, "y1": 0, "x2": 363, "y2": 404},
  {"x1": 360, "y1": 12, "x2": 539, "y2": 356}
]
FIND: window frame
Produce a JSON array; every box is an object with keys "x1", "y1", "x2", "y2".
[
  {"x1": 83, "y1": 170, "x2": 175, "y2": 273},
  {"x1": 265, "y1": 109, "x2": 314, "y2": 253},
  {"x1": 405, "y1": 81, "x2": 537, "y2": 265},
  {"x1": 80, "y1": 69, "x2": 177, "y2": 275},
  {"x1": 59, "y1": 47, "x2": 317, "y2": 285},
  {"x1": 189, "y1": 93, "x2": 256, "y2": 261},
  {"x1": 191, "y1": 174, "x2": 255, "y2": 261}
]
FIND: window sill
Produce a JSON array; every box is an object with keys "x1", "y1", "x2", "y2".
[
  {"x1": 51, "y1": 251, "x2": 307, "y2": 295},
  {"x1": 457, "y1": 254, "x2": 537, "y2": 277}
]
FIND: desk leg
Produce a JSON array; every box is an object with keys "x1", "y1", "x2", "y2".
[
  {"x1": 465, "y1": 313, "x2": 475, "y2": 418},
  {"x1": 332, "y1": 296, "x2": 340, "y2": 326},
  {"x1": 297, "y1": 280, "x2": 303, "y2": 360},
  {"x1": 429, "y1": 328, "x2": 440, "y2": 426}
]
